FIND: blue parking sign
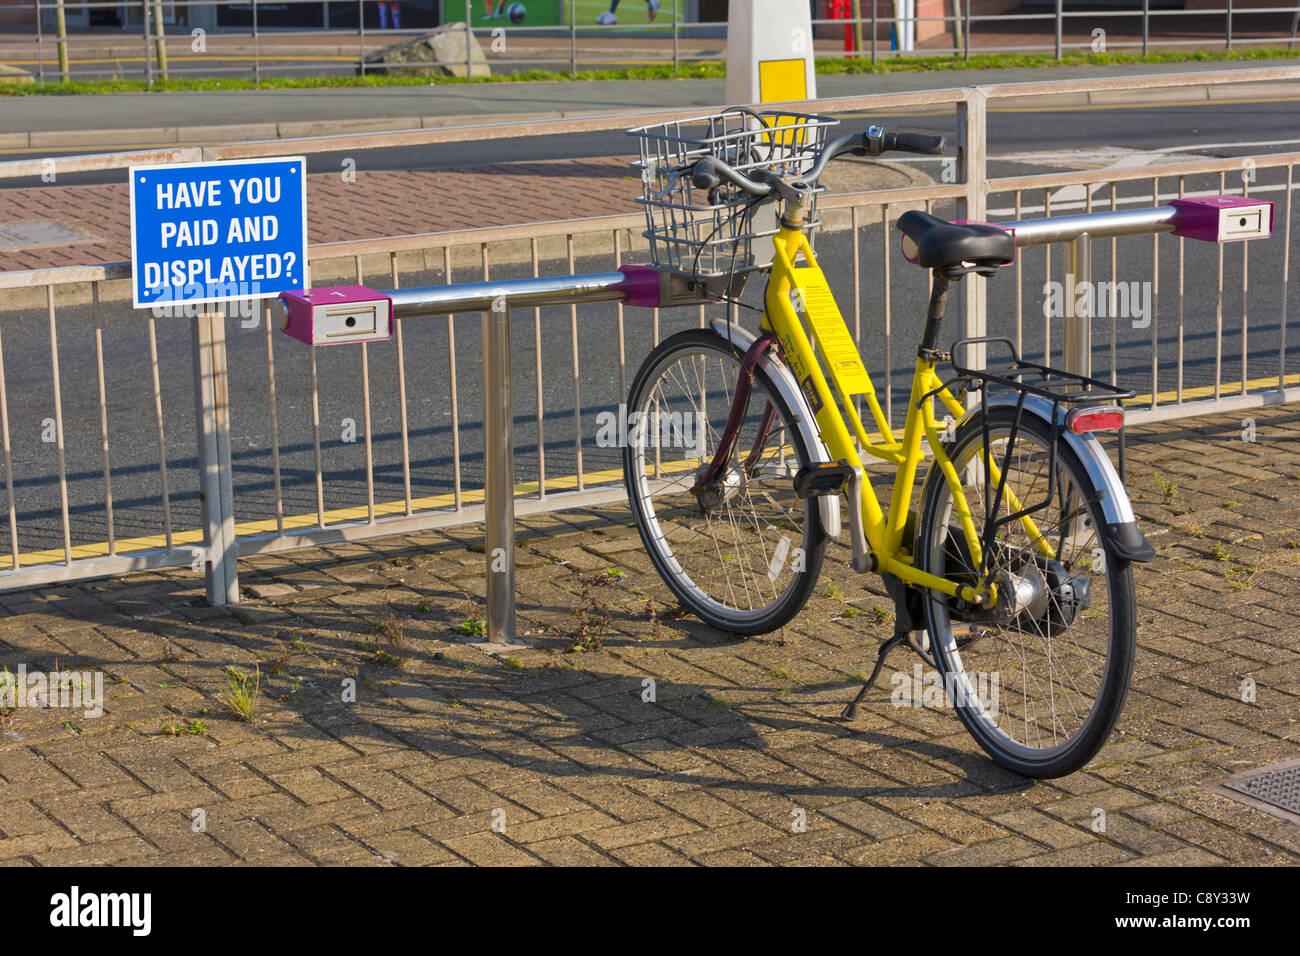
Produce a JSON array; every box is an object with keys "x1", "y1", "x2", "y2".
[{"x1": 130, "y1": 157, "x2": 308, "y2": 309}]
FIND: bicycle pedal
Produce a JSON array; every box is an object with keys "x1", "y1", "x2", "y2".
[{"x1": 793, "y1": 460, "x2": 853, "y2": 499}]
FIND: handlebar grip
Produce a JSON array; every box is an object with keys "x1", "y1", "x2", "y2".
[
  {"x1": 884, "y1": 131, "x2": 947, "y2": 155},
  {"x1": 691, "y1": 157, "x2": 723, "y2": 190}
]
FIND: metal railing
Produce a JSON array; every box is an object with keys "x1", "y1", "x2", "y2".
[
  {"x1": 9, "y1": 1, "x2": 1300, "y2": 83},
  {"x1": 0, "y1": 67, "x2": 1295, "y2": 612}
]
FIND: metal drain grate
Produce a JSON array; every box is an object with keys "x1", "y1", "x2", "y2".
[
  {"x1": 0, "y1": 222, "x2": 91, "y2": 249},
  {"x1": 1207, "y1": 759, "x2": 1300, "y2": 826}
]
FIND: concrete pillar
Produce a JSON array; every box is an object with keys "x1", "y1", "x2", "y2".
[{"x1": 724, "y1": 0, "x2": 818, "y2": 105}]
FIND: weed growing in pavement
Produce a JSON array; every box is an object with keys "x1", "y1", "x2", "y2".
[{"x1": 218, "y1": 666, "x2": 260, "y2": 722}]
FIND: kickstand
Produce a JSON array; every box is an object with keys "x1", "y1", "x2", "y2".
[
  {"x1": 842, "y1": 572, "x2": 925, "y2": 721},
  {"x1": 840, "y1": 629, "x2": 906, "y2": 720}
]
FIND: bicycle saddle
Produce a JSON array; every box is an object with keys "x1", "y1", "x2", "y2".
[{"x1": 897, "y1": 211, "x2": 1015, "y2": 278}]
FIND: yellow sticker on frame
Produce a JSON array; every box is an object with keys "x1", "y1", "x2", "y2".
[{"x1": 793, "y1": 267, "x2": 871, "y2": 396}]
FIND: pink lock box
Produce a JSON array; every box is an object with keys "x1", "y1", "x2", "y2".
[
  {"x1": 1170, "y1": 196, "x2": 1274, "y2": 244},
  {"x1": 274, "y1": 286, "x2": 393, "y2": 346}
]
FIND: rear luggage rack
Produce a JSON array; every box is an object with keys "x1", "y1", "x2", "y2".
[{"x1": 949, "y1": 336, "x2": 1136, "y2": 405}]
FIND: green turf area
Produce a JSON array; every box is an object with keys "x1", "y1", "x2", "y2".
[
  {"x1": 5, "y1": 47, "x2": 1296, "y2": 96},
  {"x1": 467, "y1": 0, "x2": 678, "y2": 29}
]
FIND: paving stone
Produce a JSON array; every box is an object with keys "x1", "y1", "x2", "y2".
[{"x1": 1, "y1": 403, "x2": 1298, "y2": 866}]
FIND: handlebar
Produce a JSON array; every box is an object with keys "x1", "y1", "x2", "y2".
[{"x1": 689, "y1": 124, "x2": 946, "y2": 199}]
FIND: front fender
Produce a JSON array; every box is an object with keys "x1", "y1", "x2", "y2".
[{"x1": 709, "y1": 320, "x2": 841, "y2": 540}]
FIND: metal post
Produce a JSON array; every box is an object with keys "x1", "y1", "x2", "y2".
[
  {"x1": 252, "y1": 0, "x2": 260, "y2": 85},
  {"x1": 482, "y1": 303, "x2": 516, "y2": 643},
  {"x1": 35, "y1": 0, "x2": 44, "y2": 83},
  {"x1": 151, "y1": 0, "x2": 168, "y2": 80},
  {"x1": 1063, "y1": 234, "x2": 1092, "y2": 380},
  {"x1": 570, "y1": 0, "x2": 577, "y2": 77},
  {"x1": 192, "y1": 311, "x2": 239, "y2": 606},
  {"x1": 964, "y1": 0, "x2": 971, "y2": 60},
  {"x1": 672, "y1": 0, "x2": 679, "y2": 74},
  {"x1": 465, "y1": 0, "x2": 473, "y2": 77},
  {"x1": 852, "y1": 0, "x2": 864, "y2": 56},
  {"x1": 1226, "y1": 0, "x2": 1232, "y2": 49},
  {"x1": 1054, "y1": 0, "x2": 1062, "y2": 60},
  {"x1": 1142, "y1": 0, "x2": 1149, "y2": 56},
  {"x1": 956, "y1": 88, "x2": 989, "y2": 373},
  {"x1": 54, "y1": 0, "x2": 67, "y2": 81},
  {"x1": 872, "y1": 0, "x2": 877, "y2": 64},
  {"x1": 142, "y1": 0, "x2": 152, "y2": 85},
  {"x1": 358, "y1": 0, "x2": 366, "y2": 76}
]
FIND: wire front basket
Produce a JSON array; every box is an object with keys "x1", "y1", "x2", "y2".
[{"x1": 628, "y1": 108, "x2": 839, "y2": 281}]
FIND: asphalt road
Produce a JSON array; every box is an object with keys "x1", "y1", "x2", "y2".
[{"x1": 1, "y1": 95, "x2": 1298, "y2": 557}]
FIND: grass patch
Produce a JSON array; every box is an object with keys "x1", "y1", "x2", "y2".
[
  {"x1": 162, "y1": 718, "x2": 209, "y2": 737},
  {"x1": 453, "y1": 615, "x2": 487, "y2": 638},
  {"x1": 7, "y1": 47, "x2": 1298, "y2": 97},
  {"x1": 1154, "y1": 471, "x2": 1179, "y2": 501},
  {"x1": 217, "y1": 666, "x2": 260, "y2": 723},
  {"x1": 370, "y1": 613, "x2": 410, "y2": 667}
]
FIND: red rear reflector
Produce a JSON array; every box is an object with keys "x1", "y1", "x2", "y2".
[{"x1": 1066, "y1": 407, "x2": 1125, "y2": 433}]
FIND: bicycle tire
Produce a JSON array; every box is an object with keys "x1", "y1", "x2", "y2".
[
  {"x1": 916, "y1": 407, "x2": 1137, "y2": 778},
  {"x1": 623, "y1": 329, "x2": 827, "y2": 635}
]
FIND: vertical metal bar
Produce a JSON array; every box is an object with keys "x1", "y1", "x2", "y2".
[
  {"x1": 1109, "y1": 183, "x2": 1118, "y2": 387},
  {"x1": 466, "y1": 0, "x2": 473, "y2": 77},
  {"x1": 308, "y1": 342, "x2": 325, "y2": 526},
  {"x1": 252, "y1": 0, "x2": 260, "y2": 85},
  {"x1": 1044, "y1": 188, "x2": 1052, "y2": 365},
  {"x1": 872, "y1": 0, "x2": 878, "y2": 65},
  {"x1": 614, "y1": 230, "x2": 627, "y2": 400},
  {"x1": 483, "y1": 297, "x2": 516, "y2": 644},
  {"x1": 1176, "y1": 176, "x2": 1184, "y2": 402},
  {"x1": 531, "y1": 238, "x2": 546, "y2": 499},
  {"x1": 1226, "y1": 0, "x2": 1233, "y2": 49},
  {"x1": 568, "y1": 234, "x2": 583, "y2": 489},
  {"x1": 1215, "y1": 171, "x2": 1225, "y2": 399},
  {"x1": 262, "y1": 300, "x2": 285, "y2": 535},
  {"x1": 0, "y1": 322, "x2": 19, "y2": 569},
  {"x1": 1014, "y1": 190, "x2": 1023, "y2": 353},
  {"x1": 1278, "y1": 164, "x2": 1293, "y2": 395},
  {"x1": 570, "y1": 0, "x2": 577, "y2": 77},
  {"x1": 852, "y1": 205, "x2": 863, "y2": 424},
  {"x1": 208, "y1": 309, "x2": 238, "y2": 602},
  {"x1": 1054, "y1": 0, "x2": 1062, "y2": 59},
  {"x1": 356, "y1": 258, "x2": 375, "y2": 524},
  {"x1": 35, "y1": 0, "x2": 44, "y2": 84},
  {"x1": 882, "y1": 201, "x2": 892, "y2": 424},
  {"x1": 142, "y1": 0, "x2": 152, "y2": 85},
  {"x1": 192, "y1": 310, "x2": 238, "y2": 605},
  {"x1": 1151, "y1": 176, "x2": 1161, "y2": 409},
  {"x1": 1241, "y1": 173, "x2": 1249, "y2": 394},
  {"x1": 390, "y1": 253, "x2": 413, "y2": 514},
  {"x1": 45, "y1": 289, "x2": 70, "y2": 565},
  {"x1": 145, "y1": 311, "x2": 173, "y2": 548},
  {"x1": 964, "y1": 0, "x2": 971, "y2": 61},
  {"x1": 956, "y1": 89, "x2": 989, "y2": 369},
  {"x1": 444, "y1": 247, "x2": 463, "y2": 510},
  {"x1": 1063, "y1": 234, "x2": 1092, "y2": 380},
  {"x1": 672, "y1": 0, "x2": 680, "y2": 75},
  {"x1": 91, "y1": 284, "x2": 115, "y2": 554},
  {"x1": 358, "y1": 0, "x2": 367, "y2": 76},
  {"x1": 1142, "y1": 0, "x2": 1149, "y2": 56}
]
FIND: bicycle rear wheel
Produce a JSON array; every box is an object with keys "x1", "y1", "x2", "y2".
[
  {"x1": 916, "y1": 408, "x2": 1136, "y2": 778},
  {"x1": 623, "y1": 330, "x2": 826, "y2": 635}
]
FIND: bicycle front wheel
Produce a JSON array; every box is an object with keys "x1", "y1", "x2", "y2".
[
  {"x1": 917, "y1": 408, "x2": 1136, "y2": 778},
  {"x1": 623, "y1": 330, "x2": 826, "y2": 635}
]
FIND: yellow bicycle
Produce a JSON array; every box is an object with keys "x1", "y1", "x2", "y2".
[{"x1": 622, "y1": 110, "x2": 1154, "y2": 777}]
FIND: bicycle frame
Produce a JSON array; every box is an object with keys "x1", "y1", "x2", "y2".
[{"x1": 756, "y1": 223, "x2": 993, "y2": 606}]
